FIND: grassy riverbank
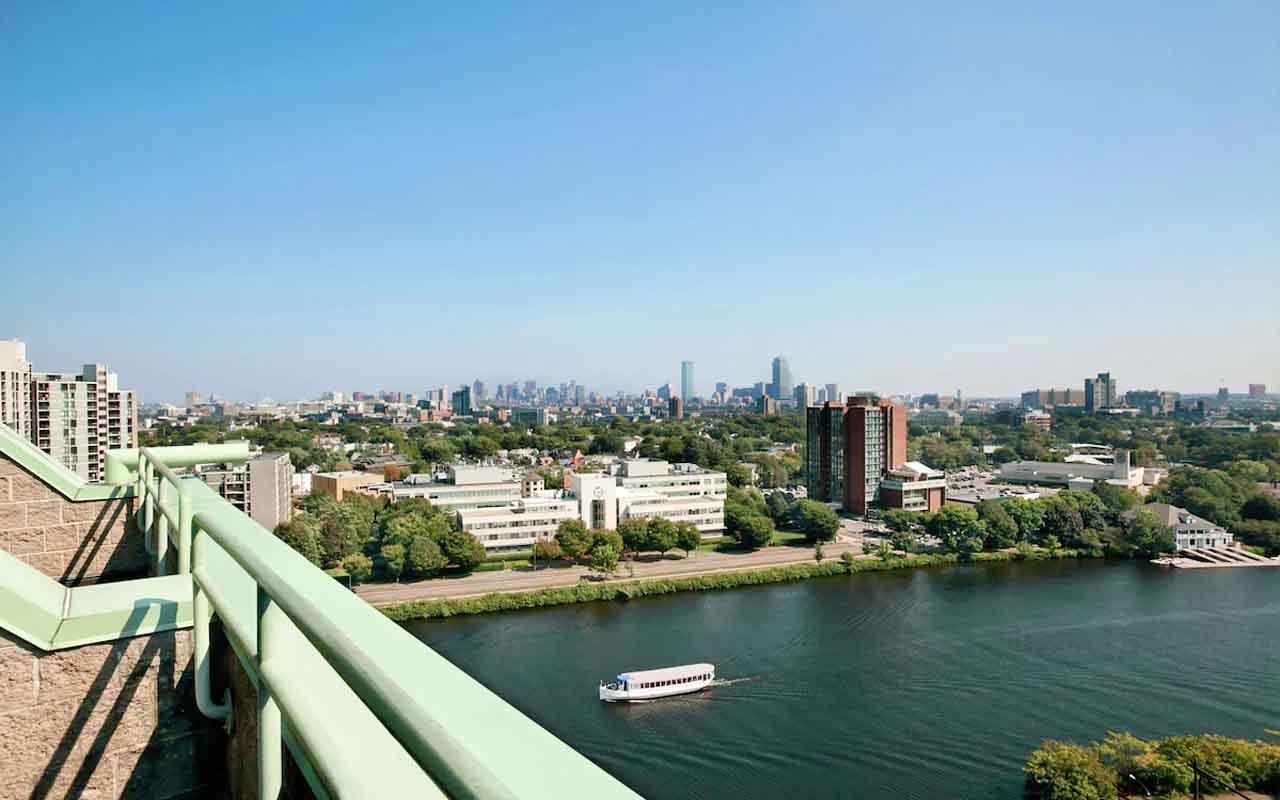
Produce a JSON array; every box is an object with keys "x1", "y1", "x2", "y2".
[{"x1": 380, "y1": 546, "x2": 1100, "y2": 622}]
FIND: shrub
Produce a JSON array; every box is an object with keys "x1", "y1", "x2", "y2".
[
  {"x1": 342, "y1": 553, "x2": 374, "y2": 584},
  {"x1": 1023, "y1": 740, "x2": 1117, "y2": 800}
]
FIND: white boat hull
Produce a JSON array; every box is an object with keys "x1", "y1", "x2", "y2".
[{"x1": 599, "y1": 676, "x2": 713, "y2": 702}]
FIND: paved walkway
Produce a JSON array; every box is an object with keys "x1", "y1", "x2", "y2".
[{"x1": 356, "y1": 539, "x2": 864, "y2": 606}]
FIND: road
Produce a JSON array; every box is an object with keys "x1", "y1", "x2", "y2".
[{"x1": 356, "y1": 538, "x2": 867, "y2": 606}]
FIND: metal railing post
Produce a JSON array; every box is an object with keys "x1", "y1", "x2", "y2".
[
  {"x1": 257, "y1": 585, "x2": 284, "y2": 800},
  {"x1": 155, "y1": 478, "x2": 169, "y2": 577},
  {"x1": 141, "y1": 458, "x2": 155, "y2": 557},
  {"x1": 178, "y1": 483, "x2": 193, "y2": 575},
  {"x1": 192, "y1": 525, "x2": 233, "y2": 726}
]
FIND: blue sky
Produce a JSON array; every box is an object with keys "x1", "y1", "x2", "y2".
[{"x1": 3, "y1": 2, "x2": 1277, "y2": 403}]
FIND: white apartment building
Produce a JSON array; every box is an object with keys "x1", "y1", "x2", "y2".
[
  {"x1": 0, "y1": 339, "x2": 33, "y2": 439},
  {"x1": 198, "y1": 452, "x2": 294, "y2": 531},
  {"x1": 32, "y1": 364, "x2": 137, "y2": 482}
]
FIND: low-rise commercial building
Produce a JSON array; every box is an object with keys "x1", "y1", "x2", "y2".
[
  {"x1": 879, "y1": 462, "x2": 946, "y2": 512},
  {"x1": 389, "y1": 465, "x2": 522, "y2": 512},
  {"x1": 999, "y1": 449, "x2": 1159, "y2": 490},
  {"x1": 312, "y1": 470, "x2": 384, "y2": 501}
]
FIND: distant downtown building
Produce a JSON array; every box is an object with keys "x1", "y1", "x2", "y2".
[
  {"x1": 1020, "y1": 388, "x2": 1085, "y2": 409},
  {"x1": 793, "y1": 383, "x2": 817, "y2": 408},
  {"x1": 668, "y1": 396, "x2": 684, "y2": 420},
  {"x1": 805, "y1": 395, "x2": 910, "y2": 515},
  {"x1": 1249, "y1": 384, "x2": 1267, "y2": 400},
  {"x1": 451, "y1": 386, "x2": 472, "y2": 416},
  {"x1": 1084, "y1": 372, "x2": 1118, "y2": 413},
  {"x1": 770, "y1": 356, "x2": 792, "y2": 402},
  {"x1": 1124, "y1": 389, "x2": 1179, "y2": 415},
  {"x1": 0, "y1": 339, "x2": 138, "y2": 482},
  {"x1": 680, "y1": 361, "x2": 694, "y2": 403}
]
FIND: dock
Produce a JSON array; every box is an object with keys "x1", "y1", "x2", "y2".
[{"x1": 1154, "y1": 547, "x2": 1280, "y2": 569}]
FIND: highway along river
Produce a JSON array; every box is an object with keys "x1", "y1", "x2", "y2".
[{"x1": 403, "y1": 559, "x2": 1279, "y2": 799}]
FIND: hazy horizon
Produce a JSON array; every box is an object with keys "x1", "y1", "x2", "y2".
[{"x1": 5, "y1": 2, "x2": 1277, "y2": 403}]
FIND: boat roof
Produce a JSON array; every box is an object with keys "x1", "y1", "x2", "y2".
[{"x1": 617, "y1": 663, "x2": 714, "y2": 682}]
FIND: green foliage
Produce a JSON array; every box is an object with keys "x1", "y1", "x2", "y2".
[
  {"x1": 1243, "y1": 492, "x2": 1280, "y2": 521},
  {"x1": 976, "y1": 500, "x2": 1019, "y2": 549},
  {"x1": 881, "y1": 509, "x2": 920, "y2": 534},
  {"x1": 407, "y1": 536, "x2": 448, "y2": 578},
  {"x1": 342, "y1": 553, "x2": 373, "y2": 584},
  {"x1": 1023, "y1": 740, "x2": 1117, "y2": 800},
  {"x1": 1232, "y1": 519, "x2": 1280, "y2": 555},
  {"x1": 589, "y1": 543, "x2": 620, "y2": 575},
  {"x1": 765, "y1": 491, "x2": 794, "y2": 521},
  {"x1": 924, "y1": 505, "x2": 987, "y2": 551},
  {"x1": 1151, "y1": 466, "x2": 1250, "y2": 527},
  {"x1": 789, "y1": 500, "x2": 840, "y2": 542},
  {"x1": 555, "y1": 519, "x2": 593, "y2": 559},
  {"x1": 1117, "y1": 509, "x2": 1175, "y2": 558},
  {"x1": 1003, "y1": 496, "x2": 1046, "y2": 542},
  {"x1": 725, "y1": 502, "x2": 775, "y2": 549},
  {"x1": 532, "y1": 538, "x2": 562, "y2": 561},
  {"x1": 441, "y1": 529, "x2": 487, "y2": 572},
  {"x1": 380, "y1": 543, "x2": 406, "y2": 581},
  {"x1": 675, "y1": 521, "x2": 701, "y2": 555},
  {"x1": 725, "y1": 463, "x2": 753, "y2": 488},
  {"x1": 647, "y1": 517, "x2": 679, "y2": 554},
  {"x1": 274, "y1": 516, "x2": 324, "y2": 567},
  {"x1": 1027, "y1": 731, "x2": 1280, "y2": 800}
]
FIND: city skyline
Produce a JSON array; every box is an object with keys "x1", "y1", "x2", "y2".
[{"x1": 4, "y1": 4, "x2": 1277, "y2": 403}]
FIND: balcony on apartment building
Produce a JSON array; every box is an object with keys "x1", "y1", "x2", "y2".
[{"x1": 0, "y1": 422, "x2": 640, "y2": 800}]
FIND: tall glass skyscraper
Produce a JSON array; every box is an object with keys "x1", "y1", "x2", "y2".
[
  {"x1": 680, "y1": 361, "x2": 694, "y2": 403},
  {"x1": 770, "y1": 356, "x2": 792, "y2": 402}
]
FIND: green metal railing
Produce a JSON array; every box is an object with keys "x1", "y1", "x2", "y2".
[{"x1": 118, "y1": 445, "x2": 640, "y2": 800}]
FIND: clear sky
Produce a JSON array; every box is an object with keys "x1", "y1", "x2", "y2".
[{"x1": 3, "y1": 2, "x2": 1277, "y2": 404}]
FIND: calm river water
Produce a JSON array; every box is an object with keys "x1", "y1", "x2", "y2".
[{"x1": 403, "y1": 560, "x2": 1279, "y2": 799}]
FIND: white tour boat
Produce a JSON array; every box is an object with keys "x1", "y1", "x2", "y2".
[{"x1": 599, "y1": 663, "x2": 715, "y2": 702}]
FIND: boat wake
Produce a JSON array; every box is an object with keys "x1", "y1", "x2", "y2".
[{"x1": 709, "y1": 676, "x2": 754, "y2": 688}]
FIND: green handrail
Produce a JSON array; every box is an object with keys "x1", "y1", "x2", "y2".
[{"x1": 190, "y1": 499, "x2": 641, "y2": 800}]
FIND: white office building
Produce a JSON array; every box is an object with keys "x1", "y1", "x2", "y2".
[
  {"x1": 388, "y1": 465, "x2": 522, "y2": 512},
  {"x1": 999, "y1": 449, "x2": 1160, "y2": 490}
]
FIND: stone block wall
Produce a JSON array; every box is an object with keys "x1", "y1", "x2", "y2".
[
  {"x1": 0, "y1": 627, "x2": 224, "y2": 799},
  {"x1": 0, "y1": 452, "x2": 146, "y2": 585}
]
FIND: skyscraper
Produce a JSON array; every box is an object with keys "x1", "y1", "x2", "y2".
[
  {"x1": 1084, "y1": 372, "x2": 1117, "y2": 414},
  {"x1": 770, "y1": 356, "x2": 792, "y2": 402},
  {"x1": 824, "y1": 384, "x2": 840, "y2": 405},
  {"x1": 794, "y1": 383, "x2": 817, "y2": 407},
  {"x1": 1249, "y1": 384, "x2": 1267, "y2": 400},
  {"x1": 472, "y1": 379, "x2": 486, "y2": 402},
  {"x1": 805, "y1": 396, "x2": 907, "y2": 515},
  {"x1": 680, "y1": 361, "x2": 695, "y2": 403}
]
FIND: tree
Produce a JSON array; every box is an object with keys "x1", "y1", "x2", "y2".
[
  {"x1": 617, "y1": 517, "x2": 651, "y2": 555},
  {"x1": 725, "y1": 463, "x2": 753, "y2": 488},
  {"x1": 647, "y1": 518, "x2": 678, "y2": 555},
  {"x1": 882, "y1": 509, "x2": 920, "y2": 535},
  {"x1": 532, "y1": 538, "x2": 562, "y2": 562},
  {"x1": 1023, "y1": 740, "x2": 1118, "y2": 800},
  {"x1": 589, "y1": 528, "x2": 624, "y2": 557},
  {"x1": 441, "y1": 530, "x2": 486, "y2": 572},
  {"x1": 1119, "y1": 509, "x2": 1174, "y2": 558},
  {"x1": 589, "y1": 543, "x2": 620, "y2": 576},
  {"x1": 791, "y1": 500, "x2": 840, "y2": 542},
  {"x1": 765, "y1": 491, "x2": 793, "y2": 522},
  {"x1": 1003, "y1": 497, "x2": 1046, "y2": 542},
  {"x1": 925, "y1": 505, "x2": 986, "y2": 552},
  {"x1": 380, "y1": 543, "x2": 406, "y2": 582},
  {"x1": 555, "y1": 519, "x2": 593, "y2": 560},
  {"x1": 675, "y1": 522, "x2": 701, "y2": 556},
  {"x1": 1039, "y1": 497, "x2": 1085, "y2": 546},
  {"x1": 275, "y1": 516, "x2": 324, "y2": 567},
  {"x1": 383, "y1": 464, "x2": 403, "y2": 482},
  {"x1": 1091, "y1": 481, "x2": 1139, "y2": 523},
  {"x1": 976, "y1": 501, "x2": 1019, "y2": 549},
  {"x1": 1242, "y1": 492, "x2": 1280, "y2": 522},
  {"x1": 342, "y1": 553, "x2": 373, "y2": 584},
  {"x1": 725, "y1": 504, "x2": 774, "y2": 549},
  {"x1": 407, "y1": 535, "x2": 448, "y2": 578}
]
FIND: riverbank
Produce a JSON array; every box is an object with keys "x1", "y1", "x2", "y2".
[{"x1": 380, "y1": 547, "x2": 1100, "y2": 621}]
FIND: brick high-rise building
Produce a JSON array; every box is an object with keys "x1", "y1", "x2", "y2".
[{"x1": 806, "y1": 395, "x2": 908, "y2": 515}]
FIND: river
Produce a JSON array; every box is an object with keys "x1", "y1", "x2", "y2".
[{"x1": 403, "y1": 560, "x2": 1280, "y2": 798}]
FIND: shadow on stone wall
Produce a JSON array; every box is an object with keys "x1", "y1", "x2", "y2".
[{"x1": 24, "y1": 601, "x2": 224, "y2": 799}]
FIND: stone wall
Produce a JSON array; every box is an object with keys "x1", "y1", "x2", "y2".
[
  {"x1": 0, "y1": 452, "x2": 146, "y2": 585},
  {"x1": 0, "y1": 627, "x2": 224, "y2": 799}
]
